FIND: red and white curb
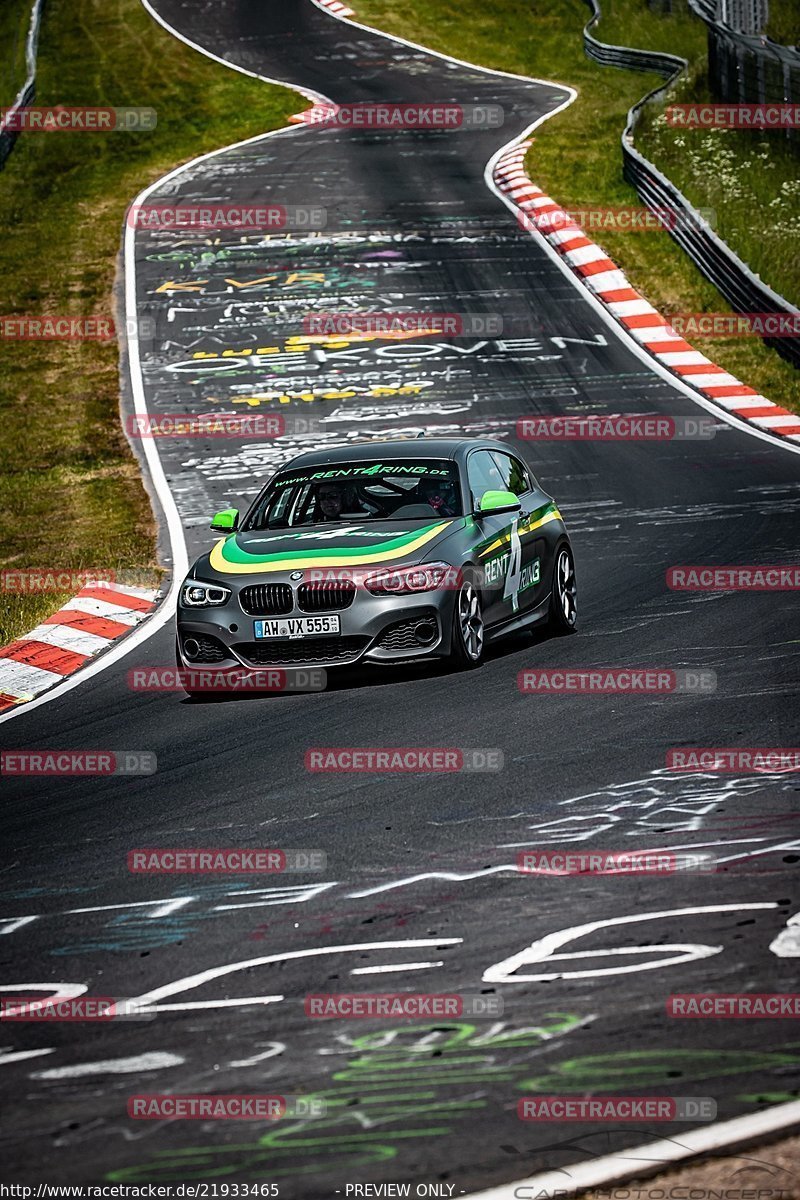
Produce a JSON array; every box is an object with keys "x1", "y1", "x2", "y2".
[
  {"x1": 0, "y1": 581, "x2": 159, "y2": 713},
  {"x1": 289, "y1": 102, "x2": 339, "y2": 125},
  {"x1": 315, "y1": 0, "x2": 354, "y2": 15},
  {"x1": 494, "y1": 140, "x2": 800, "y2": 443}
]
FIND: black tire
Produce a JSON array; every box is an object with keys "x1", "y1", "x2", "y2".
[
  {"x1": 548, "y1": 540, "x2": 577, "y2": 634},
  {"x1": 448, "y1": 575, "x2": 485, "y2": 669}
]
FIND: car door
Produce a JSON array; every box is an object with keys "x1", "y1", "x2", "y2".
[
  {"x1": 466, "y1": 448, "x2": 520, "y2": 626},
  {"x1": 489, "y1": 450, "x2": 552, "y2": 612}
]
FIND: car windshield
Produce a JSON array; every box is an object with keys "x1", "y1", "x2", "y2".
[{"x1": 244, "y1": 458, "x2": 463, "y2": 529}]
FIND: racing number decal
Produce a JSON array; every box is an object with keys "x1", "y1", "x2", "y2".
[
  {"x1": 503, "y1": 518, "x2": 523, "y2": 612},
  {"x1": 484, "y1": 519, "x2": 539, "y2": 609}
]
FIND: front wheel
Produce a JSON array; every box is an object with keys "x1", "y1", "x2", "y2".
[
  {"x1": 548, "y1": 542, "x2": 577, "y2": 634},
  {"x1": 448, "y1": 578, "x2": 485, "y2": 669}
]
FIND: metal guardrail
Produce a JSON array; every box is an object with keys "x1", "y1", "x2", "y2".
[
  {"x1": 581, "y1": 0, "x2": 800, "y2": 369},
  {"x1": 687, "y1": 0, "x2": 799, "y2": 143},
  {"x1": 0, "y1": 0, "x2": 46, "y2": 169},
  {"x1": 584, "y1": 1, "x2": 687, "y2": 78}
]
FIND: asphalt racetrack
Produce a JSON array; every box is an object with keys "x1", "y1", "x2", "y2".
[{"x1": 1, "y1": 0, "x2": 799, "y2": 1192}]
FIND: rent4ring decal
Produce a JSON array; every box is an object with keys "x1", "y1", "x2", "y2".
[
  {"x1": 520, "y1": 558, "x2": 541, "y2": 592},
  {"x1": 503, "y1": 518, "x2": 523, "y2": 610},
  {"x1": 484, "y1": 519, "x2": 540, "y2": 607}
]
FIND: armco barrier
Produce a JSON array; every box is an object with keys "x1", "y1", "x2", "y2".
[
  {"x1": 1, "y1": 0, "x2": 46, "y2": 169},
  {"x1": 687, "y1": 0, "x2": 799, "y2": 148},
  {"x1": 582, "y1": 0, "x2": 800, "y2": 369}
]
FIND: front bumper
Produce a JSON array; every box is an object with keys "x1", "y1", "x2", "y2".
[{"x1": 176, "y1": 581, "x2": 456, "y2": 670}]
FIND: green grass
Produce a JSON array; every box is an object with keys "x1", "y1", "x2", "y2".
[
  {"x1": 597, "y1": 0, "x2": 800, "y2": 310},
  {"x1": 642, "y1": 102, "x2": 800, "y2": 308},
  {"x1": 765, "y1": 0, "x2": 799, "y2": 44},
  {"x1": 593, "y1": 0, "x2": 703, "y2": 54},
  {"x1": 0, "y1": 0, "x2": 34, "y2": 107},
  {"x1": 0, "y1": 0, "x2": 299, "y2": 644},
  {"x1": 354, "y1": 0, "x2": 800, "y2": 414}
]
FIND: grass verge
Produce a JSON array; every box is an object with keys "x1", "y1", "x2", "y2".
[
  {"x1": 0, "y1": 0, "x2": 35, "y2": 107},
  {"x1": 601, "y1": 0, "x2": 800, "y2": 310},
  {"x1": 352, "y1": 0, "x2": 800, "y2": 413},
  {"x1": 0, "y1": 0, "x2": 299, "y2": 644},
  {"x1": 765, "y1": 0, "x2": 799, "y2": 45}
]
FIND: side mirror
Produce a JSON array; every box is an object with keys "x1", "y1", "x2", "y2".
[
  {"x1": 477, "y1": 490, "x2": 521, "y2": 517},
  {"x1": 210, "y1": 507, "x2": 239, "y2": 532}
]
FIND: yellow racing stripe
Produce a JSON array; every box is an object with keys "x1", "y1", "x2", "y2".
[{"x1": 479, "y1": 508, "x2": 562, "y2": 558}]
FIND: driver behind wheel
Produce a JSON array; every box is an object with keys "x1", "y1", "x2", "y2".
[
  {"x1": 419, "y1": 477, "x2": 458, "y2": 517},
  {"x1": 317, "y1": 482, "x2": 345, "y2": 520},
  {"x1": 315, "y1": 482, "x2": 366, "y2": 521}
]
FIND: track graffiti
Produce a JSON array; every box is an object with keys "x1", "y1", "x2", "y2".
[
  {"x1": 517, "y1": 1046, "x2": 800, "y2": 1093},
  {"x1": 106, "y1": 1016, "x2": 589, "y2": 1183},
  {"x1": 4, "y1": 0, "x2": 799, "y2": 1183},
  {"x1": 0, "y1": 881, "x2": 338, "y2": 955},
  {"x1": 482, "y1": 904, "x2": 777, "y2": 984},
  {"x1": 1, "y1": 775, "x2": 796, "y2": 955}
]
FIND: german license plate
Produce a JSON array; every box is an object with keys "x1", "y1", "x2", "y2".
[{"x1": 254, "y1": 615, "x2": 341, "y2": 640}]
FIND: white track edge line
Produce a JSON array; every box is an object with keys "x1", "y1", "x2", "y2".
[
  {"x1": 0, "y1": 5, "x2": 327, "y2": 726},
  {"x1": 0, "y1": 0, "x2": 45, "y2": 139},
  {"x1": 138, "y1": 0, "x2": 330, "y2": 107},
  {"x1": 4, "y1": 0, "x2": 796, "y2": 727},
  {"x1": 129, "y1": 2, "x2": 800, "y2": 1182},
  {"x1": 304, "y1": 1, "x2": 800, "y2": 1191},
  {"x1": 467, "y1": 1098, "x2": 800, "y2": 1198},
  {"x1": 485, "y1": 142, "x2": 800, "y2": 457},
  {"x1": 308, "y1": 0, "x2": 579, "y2": 90},
  {"x1": 5, "y1": 0, "x2": 800, "y2": 1180},
  {"x1": 308, "y1": 0, "x2": 800, "y2": 458}
]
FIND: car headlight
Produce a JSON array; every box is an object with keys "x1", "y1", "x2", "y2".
[
  {"x1": 362, "y1": 561, "x2": 459, "y2": 595},
  {"x1": 180, "y1": 578, "x2": 231, "y2": 607}
]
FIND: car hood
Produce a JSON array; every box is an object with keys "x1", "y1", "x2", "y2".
[{"x1": 202, "y1": 518, "x2": 470, "y2": 577}]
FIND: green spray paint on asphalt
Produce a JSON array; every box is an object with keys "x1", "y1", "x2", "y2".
[{"x1": 107, "y1": 1015, "x2": 585, "y2": 1183}]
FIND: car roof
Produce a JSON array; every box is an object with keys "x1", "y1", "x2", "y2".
[{"x1": 283, "y1": 436, "x2": 516, "y2": 470}]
